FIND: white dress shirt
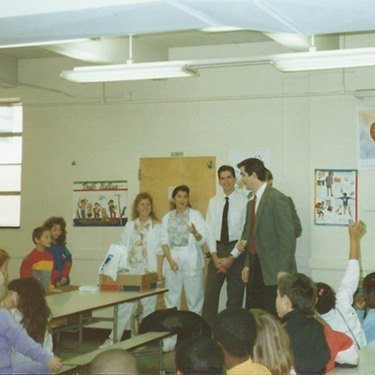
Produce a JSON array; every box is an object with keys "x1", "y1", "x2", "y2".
[
  {"x1": 320, "y1": 260, "x2": 367, "y2": 349},
  {"x1": 254, "y1": 182, "x2": 267, "y2": 213},
  {"x1": 206, "y1": 190, "x2": 248, "y2": 255}
]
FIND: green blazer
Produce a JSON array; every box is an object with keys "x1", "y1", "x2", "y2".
[{"x1": 243, "y1": 184, "x2": 296, "y2": 285}]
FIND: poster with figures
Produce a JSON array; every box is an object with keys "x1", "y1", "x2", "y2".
[
  {"x1": 358, "y1": 108, "x2": 375, "y2": 169},
  {"x1": 73, "y1": 180, "x2": 128, "y2": 227},
  {"x1": 314, "y1": 169, "x2": 357, "y2": 226}
]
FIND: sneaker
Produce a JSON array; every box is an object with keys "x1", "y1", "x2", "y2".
[{"x1": 99, "y1": 338, "x2": 114, "y2": 349}]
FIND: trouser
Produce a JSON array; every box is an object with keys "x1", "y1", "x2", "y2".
[
  {"x1": 202, "y1": 241, "x2": 245, "y2": 326},
  {"x1": 245, "y1": 254, "x2": 277, "y2": 316},
  {"x1": 109, "y1": 294, "x2": 157, "y2": 342},
  {"x1": 164, "y1": 270, "x2": 204, "y2": 315}
]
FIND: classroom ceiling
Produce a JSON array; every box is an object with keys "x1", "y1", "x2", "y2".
[{"x1": 1, "y1": 0, "x2": 375, "y2": 63}]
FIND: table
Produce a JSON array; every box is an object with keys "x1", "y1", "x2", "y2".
[{"x1": 46, "y1": 287, "x2": 168, "y2": 343}]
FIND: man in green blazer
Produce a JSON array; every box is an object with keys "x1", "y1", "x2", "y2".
[{"x1": 237, "y1": 158, "x2": 296, "y2": 315}]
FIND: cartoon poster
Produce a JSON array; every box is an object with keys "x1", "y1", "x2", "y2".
[
  {"x1": 358, "y1": 108, "x2": 375, "y2": 169},
  {"x1": 73, "y1": 180, "x2": 128, "y2": 227},
  {"x1": 314, "y1": 169, "x2": 357, "y2": 226}
]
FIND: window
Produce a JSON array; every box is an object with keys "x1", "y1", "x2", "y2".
[{"x1": 0, "y1": 104, "x2": 22, "y2": 227}]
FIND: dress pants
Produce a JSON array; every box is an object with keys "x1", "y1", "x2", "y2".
[
  {"x1": 202, "y1": 241, "x2": 245, "y2": 326},
  {"x1": 245, "y1": 254, "x2": 277, "y2": 316}
]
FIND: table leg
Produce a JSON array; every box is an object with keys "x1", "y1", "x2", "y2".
[
  {"x1": 79, "y1": 313, "x2": 83, "y2": 343},
  {"x1": 113, "y1": 304, "x2": 118, "y2": 343}
]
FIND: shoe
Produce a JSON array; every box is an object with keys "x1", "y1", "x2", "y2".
[{"x1": 99, "y1": 338, "x2": 114, "y2": 349}]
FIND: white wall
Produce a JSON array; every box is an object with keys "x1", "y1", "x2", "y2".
[{"x1": 0, "y1": 42, "x2": 374, "y2": 292}]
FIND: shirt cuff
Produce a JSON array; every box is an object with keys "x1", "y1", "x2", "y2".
[{"x1": 231, "y1": 247, "x2": 242, "y2": 258}]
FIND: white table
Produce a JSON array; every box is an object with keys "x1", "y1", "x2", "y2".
[
  {"x1": 333, "y1": 342, "x2": 375, "y2": 374},
  {"x1": 46, "y1": 288, "x2": 168, "y2": 343}
]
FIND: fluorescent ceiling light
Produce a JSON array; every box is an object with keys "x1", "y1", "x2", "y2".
[
  {"x1": 201, "y1": 26, "x2": 244, "y2": 33},
  {"x1": 60, "y1": 61, "x2": 197, "y2": 82},
  {"x1": 0, "y1": 38, "x2": 89, "y2": 49},
  {"x1": 272, "y1": 47, "x2": 375, "y2": 72}
]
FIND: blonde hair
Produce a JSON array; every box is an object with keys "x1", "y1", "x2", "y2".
[
  {"x1": 251, "y1": 308, "x2": 294, "y2": 375},
  {"x1": 131, "y1": 192, "x2": 158, "y2": 223}
]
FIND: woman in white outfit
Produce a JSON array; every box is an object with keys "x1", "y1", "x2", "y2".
[
  {"x1": 101, "y1": 192, "x2": 163, "y2": 347},
  {"x1": 161, "y1": 185, "x2": 206, "y2": 315}
]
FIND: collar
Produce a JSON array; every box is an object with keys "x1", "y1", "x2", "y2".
[
  {"x1": 281, "y1": 308, "x2": 314, "y2": 323},
  {"x1": 254, "y1": 182, "x2": 267, "y2": 201},
  {"x1": 220, "y1": 190, "x2": 236, "y2": 200},
  {"x1": 135, "y1": 217, "x2": 152, "y2": 226}
]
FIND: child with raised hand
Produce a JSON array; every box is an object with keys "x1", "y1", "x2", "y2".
[
  {"x1": 20, "y1": 226, "x2": 54, "y2": 292},
  {"x1": 44, "y1": 217, "x2": 72, "y2": 287},
  {"x1": 0, "y1": 252, "x2": 61, "y2": 374},
  {"x1": 3, "y1": 278, "x2": 53, "y2": 366},
  {"x1": 357, "y1": 272, "x2": 375, "y2": 343},
  {"x1": 316, "y1": 221, "x2": 367, "y2": 350}
]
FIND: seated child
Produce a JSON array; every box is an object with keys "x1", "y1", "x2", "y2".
[
  {"x1": 357, "y1": 272, "x2": 375, "y2": 343},
  {"x1": 0, "y1": 252, "x2": 61, "y2": 374},
  {"x1": 0, "y1": 249, "x2": 10, "y2": 302},
  {"x1": 277, "y1": 273, "x2": 330, "y2": 374},
  {"x1": 175, "y1": 337, "x2": 224, "y2": 375},
  {"x1": 3, "y1": 278, "x2": 53, "y2": 366},
  {"x1": 20, "y1": 226, "x2": 54, "y2": 291},
  {"x1": 251, "y1": 308, "x2": 294, "y2": 375},
  {"x1": 316, "y1": 221, "x2": 367, "y2": 350},
  {"x1": 213, "y1": 307, "x2": 271, "y2": 374},
  {"x1": 44, "y1": 217, "x2": 72, "y2": 287}
]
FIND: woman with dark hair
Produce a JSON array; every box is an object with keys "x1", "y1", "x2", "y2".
[
  {"x1": 43, "y1": 216, "x2": 72, "y2": 287},
  {"x1": 3, "y1": 278, "x2": 53, "y2": 366},
  {"x1": 161, "y1": 185, "x2": 206, "y2": 314},
  {"x1": 100, "y1": 192, "x2": 163, "y2": 348}
]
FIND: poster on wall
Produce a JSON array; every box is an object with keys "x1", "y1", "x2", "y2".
[
  {"x1": 314, "y1": 169, "x2": 357, "y2": 226},
  {"x1": 73, "y1": 180, "x2": 128, "y2": 227},
  {"x1": 358, "y1": 108, "x2": 375, "y2": 169},
  {"x1": 229, "y1": 149, "x2": 270, "y2": 196}
]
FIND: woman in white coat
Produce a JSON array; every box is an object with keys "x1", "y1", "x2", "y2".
[
  {"x1": 101, "y1": 192, "x2": 163, "y2": 347},
  {"x1": 161, "y1": 185, "x2": 206, "y2": 315}
]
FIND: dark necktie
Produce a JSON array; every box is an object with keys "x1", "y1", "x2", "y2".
[
  {"x1": 220, "y1": 197, "x2": 229, "y2": 244},
  {"x1": 249, "y1": 195, "x2": 257, "y2": 255}
]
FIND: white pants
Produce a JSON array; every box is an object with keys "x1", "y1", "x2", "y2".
[
  {"x1": 109, "y1": 294, "x2": 157, "y2": 342},
  {"x1": 164, "y1": 270, "x2": 204, "y2": 315}
]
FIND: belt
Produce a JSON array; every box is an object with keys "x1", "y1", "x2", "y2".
[{"x1": 216, "y1": 240, "x2": 238, "y2": 246}]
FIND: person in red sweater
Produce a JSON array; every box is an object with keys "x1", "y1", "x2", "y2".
[{"x1": 20, "y1": 226, "x2": 54, "y2": 292}]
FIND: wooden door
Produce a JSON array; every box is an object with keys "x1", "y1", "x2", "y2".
[{"x1": 140, "y1": 156, "x2": 216, "y2": 309}]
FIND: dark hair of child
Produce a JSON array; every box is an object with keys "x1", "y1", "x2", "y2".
[
  {"x1": 278, "y1": 273, "x2": 317, "y2": 310},
  {"x1": 7, "y1": 278, "x2": 51, "y2": 343},
  {"x1": 32, "y1": 226, "x2": 50, "y2": 245},
  {"x1": 363, "y1": 272, "x2": 375, "y2": 308},
  {"x1": 315, "y1": 282, "x2": 336, "y2": 314},
  {"x1": 43, "y1": 217, "x2": 67, "y2": 244}
]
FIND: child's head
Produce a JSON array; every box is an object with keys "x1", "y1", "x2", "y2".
[
  {"x1": 43, "y1": 217, "x2": 67, "y2": 244},
  {"x1": 251, "y1": 308, "x2": 294, "y2": 375},
  {"x1": 32, "y1": 226, "x2": 51, "y2": 248},
  {"x1": 213, "y1": 307, "x2": 257, "y2": 360},
  {"x1": 363, "y1": 272, "x2": 375, "y2": 308},
  {"x1": 276, "y1": 273, "x2": 317, "y2": 318},
  {"x1": 315, "y1": 282, "x2": 336, "y2": 314},
  {"x1": 7, "y1": 277, "x2": 51, "y2": 343}
]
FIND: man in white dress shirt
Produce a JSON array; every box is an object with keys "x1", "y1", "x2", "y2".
[{"x1": 202, "y1": 165, "x2": 248, "y2": 325}]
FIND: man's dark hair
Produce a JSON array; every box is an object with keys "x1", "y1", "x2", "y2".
[
  {"x1": 213, "y1": 308, "x2": 257, "y2": 358},
  {"x1": 237, "y1": 158, "x2": 267, "y2": 181},
  {"x1": 175, "y1": 337, "x2": 223, "y2": 374},
  {"x1": 278, "y1": 273, "x2": 317, "y2": 310},
  {"x1": 265, "y1": 168, "x2": 273, "y2": 182},
  {"x1": 32, "y1": 226, "x2": 49, "y2": 245},
  {"x1": 315, "y1": 282, "x2": 336, "y2": 314},
  {"x1": 218, "y1": 165, "x2": 236, "y2": 178}
]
